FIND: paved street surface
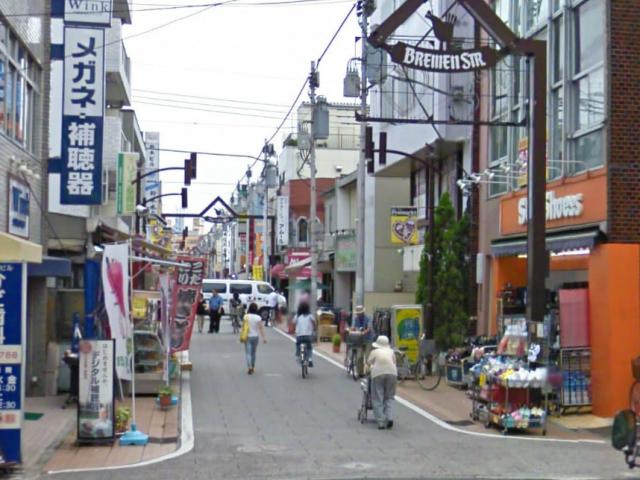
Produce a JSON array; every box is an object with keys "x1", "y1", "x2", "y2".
[{"x1": 49, "y1": 320, "x2": 631, "y2": 480}]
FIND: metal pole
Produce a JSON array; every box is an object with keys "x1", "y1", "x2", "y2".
[
  {"x1": 355, "y1": 9, "x2": 368, "y2": 308},
  {"x1": 527, "y1": 42, "x2": 547, "y2": 324},
  {"x1": 263, "y1": 155, "x2": 269, "y2": 283},
  {"x1": 135, "y1": 170, "x2": 141, "y2": 234},
  {"x1": 309, "y1": 61, "x2": 319, "y2": 321}
]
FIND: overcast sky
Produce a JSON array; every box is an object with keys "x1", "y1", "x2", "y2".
[{"x1": 124, "y1": 0, "x2": 360, "y2": 224}]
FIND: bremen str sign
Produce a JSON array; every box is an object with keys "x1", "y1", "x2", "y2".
[{"x1": 390, "y1": 42, "x2": 499, "y2": 73}]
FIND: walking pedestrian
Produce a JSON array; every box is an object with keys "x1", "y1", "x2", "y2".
[
  {"x1": 244, "y1": 302, "x2": 266, "y2": 374},
  {"x1": 208, "y1": 289, "x2": 223, "y2": 333},
  {"x1": 266, "y1": 288, "x2": 279, "y2": 326},
  {"x1": 196, "y1": 293, "x2": 208, "y2": 333},
  {"x1": 366, "y1": 335, "x2": 397, "y2": 430}
]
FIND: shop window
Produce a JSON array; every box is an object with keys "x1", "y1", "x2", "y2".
[
  {"x1": 575, "y1": 68, "x2": 604, "y2": 130},
  {"x1": 573, "y1": 129, "x2": 603, "y2": 173},
  {"x1": 298, "y1": 218, "x2": 308, "y2": 244},
  {"x1": 230, "y1": 283, "x2": 252, "y2": 295},
  {"x1": 553, "y1": 16, "x2": 564, "y2": 83},
  {"x1": 575, "y1": 0, "x2": 604, "y2": 73},
  {"x1": 550, "y1": 87, "x2": 564, "y2": 178}
]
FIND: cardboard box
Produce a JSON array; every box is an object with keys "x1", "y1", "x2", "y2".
[{"x1": 318, "y1": 324, "x2": 337, "y2": 341}]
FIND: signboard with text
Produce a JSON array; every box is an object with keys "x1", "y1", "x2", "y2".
[
  {"x1": 61, "y1": 26, "x2": 105, "y2": 205},
  {"x1": 170, "y1": 257, "x2": 207, "y2": 353},
  {"x1": 276, "y1": 196, "x2": 289, "y2": 247},
  {"x1": 0, "y1": 263, "x2": 25, "y2": 465},
  {"x1": 77, "y1": 340, "x2": 115, "y2": 443},
  {"x1": 335, "y1": 233, "x2": 356, "y2": 272},
  {"x1": 390, "y1": 206, "x2": 418, "y2": 245},
  {"x1": 116, "y1": 152, "x2": 138, "y2": 215},
  {"x1": 7, "y1": 176, "x2": 29, "y2": 239},
  {"x1": 65, "y1": 0, "x2": 113, "y2": 26}
]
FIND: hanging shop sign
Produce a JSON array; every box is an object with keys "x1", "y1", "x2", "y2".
[
  {"x1": 77, "y1": 340, "x2": 115, "y2": 443},
  {"x1": 276, "y1": 196, "x2": 289, "y2": 247},
  {"x1": 170, "y1": 257, "x2": 207, "y2": 353},
  {"x1": 101, "y1": 243, "x2": 131, "y2": 381},
  {"x1": 7, "y1": 176, "x2": 30, "y2": 239},
  {"x1": 335, "y1": 233, "x2": 357, "y2": 272},
  {"x1": 252, "y1": 265, "x2": 264, "y2": 281},
  {"x1": 64, "y1": 0, "x2": 113, "y2": 26},
  {"x1": 116, "y1": 152, "x2": 139, "y2": 215},
  {"x1": 389, "y1": 42, "x2": 500, "y2": 73},
  {"x1": 500, "y1": 173, "x2": 607, "y2": 235},
  {"x1": 0, "y1": 263, "x2": 26, "y2": 465},
  {"x1": 390, "y1": 207, "x2": 418, "y2": 245},
  {"x1": 61, "y1": 26, "x2": 105, "y2": 205}
]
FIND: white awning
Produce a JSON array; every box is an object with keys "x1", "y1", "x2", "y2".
[
  {"x1": 0, "y1": 232, "x2": 42, "y2": 263},
  {"x1": 284, "y1": 256, "x2": 311, "y2": 273}
]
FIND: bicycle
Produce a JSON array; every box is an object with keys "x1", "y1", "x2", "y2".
[
  {"x1": 394, "y1": 343, "x2": 442, "y2": 391},
  {"x1": 612, "y1": 358, "x2": 640, "y2": 468},
  {"x1": 299, "y1": 342, "x2": 309, "y2": 378},
  {"x1": 344, "y1": 331, "x2": 365, "y2": 381}
]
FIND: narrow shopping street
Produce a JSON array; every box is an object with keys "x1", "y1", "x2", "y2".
[{"x1": 49, "y1": 319, "x2": 628, "y2": 480}]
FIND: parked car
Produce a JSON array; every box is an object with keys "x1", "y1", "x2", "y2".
[{"x1": 202, "y1": 279, "x2": 286, "y2": 321}]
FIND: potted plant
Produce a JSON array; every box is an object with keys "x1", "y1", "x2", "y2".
[
  {"x1": 158, "y1": 385, "x2": 174, "y2": 408},
  {"x1": 115, "y1": 406, "x2": 131, "y2": 435},
  {"x1": 332, "y1": 333, "x2": 342, "y2": 353}
]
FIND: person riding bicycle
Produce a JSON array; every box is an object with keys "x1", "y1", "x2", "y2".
[
  {"x1": 348, "y1": 305, "x2": 374, "y2": 377},
  {"x1": 294, "y1": 302, "x2": 316, "y2": 368},
  {"x1": 230, "y1": 292, "x2": 244, "y2": 332}
]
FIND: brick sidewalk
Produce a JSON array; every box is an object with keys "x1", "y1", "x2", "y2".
[
  {"x1": 44, "y1": 395, "x2": 179, "y2": 473},
  {"x1": 274, "y1": 323, "x2": 609, "y2": 442}
]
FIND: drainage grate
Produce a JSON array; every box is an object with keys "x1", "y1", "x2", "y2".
[{"x1": 446, "y1": 419, "x2": 474, "y2": 427}]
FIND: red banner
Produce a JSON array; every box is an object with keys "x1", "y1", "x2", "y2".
[{"x1": 170, "y1": 256, "x2": 207, "y2": 353}]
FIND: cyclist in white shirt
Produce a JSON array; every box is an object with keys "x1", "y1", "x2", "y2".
[
  {"x1": 294, "y1": 302, "x2": 316, "y2": 367},
  {"x1": 266, "y1": 290, "x2": 279, "y2": 326}
]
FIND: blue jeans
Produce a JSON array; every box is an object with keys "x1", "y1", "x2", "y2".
[
  {"x1": 295, "y1": 336, "x2": 313, "y2": 363},
  {"x1": 245, "y1": 336, "x2": 259, "y2": 368}
]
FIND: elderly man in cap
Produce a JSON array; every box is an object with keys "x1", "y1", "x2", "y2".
[
  {"x1": 350, "y1": 305, "x2": 374, "y2": 376},
  {"x1": 367, "y1": 335, "x2": 398, "y2": 429}
]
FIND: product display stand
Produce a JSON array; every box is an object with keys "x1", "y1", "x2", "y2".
[
  {"x1": 470, "y1": 317, "x2": 549, "y2": 436},
  {"x1": 558, "y1": 347, "x2": 592, "y2": 414}
]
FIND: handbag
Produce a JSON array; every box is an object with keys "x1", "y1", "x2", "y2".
[{"x1": 239, "y1": 315, "x2": 250, "y2": 343}]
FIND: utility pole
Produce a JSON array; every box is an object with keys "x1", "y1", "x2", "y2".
[
  {"x1": 308, "y1": 61, "x2": 319, "y2": 321},
  {"x1": 262, "y1": 143, "x2": 271, "y2": 284},
  {"x1": 355, "y1": 4, "x2": 369, "y2": 308}
]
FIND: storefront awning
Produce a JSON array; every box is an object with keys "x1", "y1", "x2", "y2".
[
  {"x1": 28, "y1": 256, "x2": 72, "y2": 277},
  {"x1": 0, "y1": 232, "x2": 42, "y2": 263},
  {"x1": 491, "y1": 228, "x2": 603, "y2": 257},
  {"x1": 284, "y1": 256, "x2": 311, "y2": 274}
]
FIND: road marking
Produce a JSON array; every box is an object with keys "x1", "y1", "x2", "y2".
[
  {"x1": 47, "y1": 371, "x2": 195, "y2": 475},
  {"x1": 272, "y1": 328, "x2": 605, "y2": 445}
]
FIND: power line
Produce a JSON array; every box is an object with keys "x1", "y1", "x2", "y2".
[
  {"x1": 133, "y1": 100, "x2": 288, "y2": 120},
  {"x1": 63, "y1": 1, "x2": 235, "y2": 60},
  {"x1": 132, "y1": 94, "x2": 290, "y2": 114},
  {"x1": 132, "y1": 89, "x2": 291, "y2": 108}
]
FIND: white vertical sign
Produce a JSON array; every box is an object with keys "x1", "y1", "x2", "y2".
[{"x1": 276, "y1": 196, "x2": 289, "y2": 247}]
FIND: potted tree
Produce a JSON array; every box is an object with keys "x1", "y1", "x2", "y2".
[
  {"x1": 332, "y1": 333, "x2": 342, "y2": 353},
  {"x1": 115, "y1": 406, "x2": 131, "y2": 435},
  {"x1": 157, "y1": 385, "x2": 175, "y2": 408}
]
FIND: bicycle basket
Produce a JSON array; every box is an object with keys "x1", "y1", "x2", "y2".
[{"x1": 345, "y1": 331, "x2": 365, "y2": 346}]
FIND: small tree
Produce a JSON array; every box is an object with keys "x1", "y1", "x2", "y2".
[{"x1": 416, "y1": 192, "x2": 471, "y2": 350}]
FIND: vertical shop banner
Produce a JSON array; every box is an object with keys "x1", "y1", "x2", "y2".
[
  {"x1": 77, "y1": 340, "x2": 115, "y2": 443},
  {"x1": 7, "y1": 176, "x2": 30, "y2": 239},
  {"x1": 65, "y1": 0, "x2": 113, "y2": 26},
  {"x1": 61, "y1": 26, "x2": 105, "y2": 205},
  {"x1": 335, "y1": 233, "x2": 356, "y2": 272},
  {"x1": 116, "y1": 153, "x2": 139, "y2": 215},
  {"x1": 391, "y1": 305, "x2": 422, "y2": 363},
  {"x1": 0, "y1": 263, "x2": 25, "y2": 465},
  {"x1": 101, "y1": 244, "x2": 132, "y2": 380},
  {"x1": 276, "y1": 196, "x2": 289, "y2": 246},
  {"x1": 158, "y1": 273, "x2": 172, "y2": 382},
  {"x1": 170, "y1": 257, "x2": 207, "y2": 353},
  {"x1": 252, "y1": 265, "x2": 264, "y2": 281},
  {"x1": 390, "y1": 207, "x2": 419, "y2": 245}
]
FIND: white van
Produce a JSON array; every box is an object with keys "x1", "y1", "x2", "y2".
[{"x1": 202, "y1": 279, "x2": 286, "y2": 321}]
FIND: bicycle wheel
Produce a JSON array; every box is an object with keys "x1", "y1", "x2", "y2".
[
  {"x1": 415, "y1": 355, "x2": 442, "y2": 391},
  {"x1": 302, "y1": 362, "x2": 308, "y2": 378},
  {"x1": 350, "y1": 349, "x2": 359, "y2": 381},
  {"x1": 630, "y1": 381, "x2": 640, "y2": 416}
]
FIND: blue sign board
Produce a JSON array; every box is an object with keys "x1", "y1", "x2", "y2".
[
  {"x1": 60, "y1": 26, "x2": 105, "y2": 205},
  {"x1": 0, "y1": 263, "x2": 24, "y2": 465}
]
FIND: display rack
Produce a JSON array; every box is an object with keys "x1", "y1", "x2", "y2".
[
  {"x1": 470, "y1": 315, "x2": 548, "y2": 436},
  {"x1": 133, "y1": 331, "x2": 164, "y2": 394},
  {"x1": 558, "y1": 347, "x2": 592, "y2": 413}
]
